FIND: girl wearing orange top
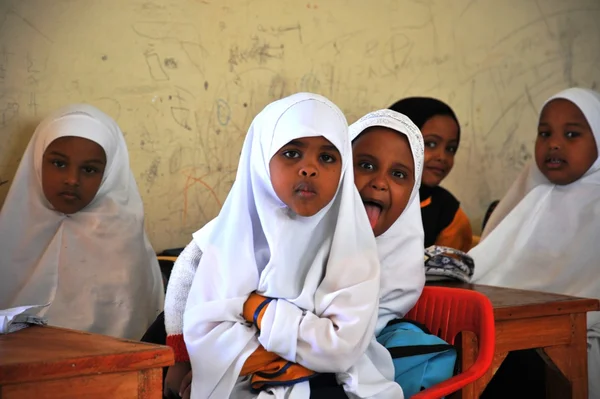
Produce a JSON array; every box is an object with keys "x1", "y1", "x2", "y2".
[{"x1": 389, "y1": 97, "x2": 472, "y2": 252}]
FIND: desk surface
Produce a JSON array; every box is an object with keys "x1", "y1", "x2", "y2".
[
  {"x1": 0, "y1": 326, "x2": 173, "y2": 385},
  {"x1": 429, "y1": 281, "x2": 600, "y2": 320}
]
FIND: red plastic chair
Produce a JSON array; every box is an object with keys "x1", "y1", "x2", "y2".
[{"x1": 405, "y1": 286, "x2": 495, "y2": 399}]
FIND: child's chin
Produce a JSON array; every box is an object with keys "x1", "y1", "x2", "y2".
[
  {"x1": 373, "y1": 224, "x2": 387, "y2": 238},
  {"x1": 542, "y1": 171, "x2": 578, "y2": 186},
  {"x1": 291, "y1": 206, "x2": 319, "y2": 218},
  {"x1": 423, "y1": 177, "x2": 442, "y2": 187}
]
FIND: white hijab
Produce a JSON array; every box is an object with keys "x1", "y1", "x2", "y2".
[
  {"x1": 183, "y1": 93, "x2": 401, "y2": 398},
  {"x1": 0, "y1": 104, "x2": 164, "y2": 340},
  {"x1": 349, "y1": 109, "x2": 426, "y2": 334},
  {"x1": 470, "y1": 87, "x2": 600, "y2": 329}
]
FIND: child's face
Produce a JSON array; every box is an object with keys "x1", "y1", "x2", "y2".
[
  {"x1": 269, "y1": 136, "x2": 342, "y2": 217},
  {"x1": 353, "y1": 127, "x2": 415, "y2": 237},
  {"x1": 421, "y1": 115, "x2": 459, "y2": 187},
  {"x1": 42, "y1": 136, "x2": 107, "y2": 214},
  {"x1": 535, "y1": 99, "x2": 598, "y2": 185}
]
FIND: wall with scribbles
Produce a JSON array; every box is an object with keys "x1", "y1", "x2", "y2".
[{"x1": 0, "y1": 0, "x2": 599, "y2": 250}]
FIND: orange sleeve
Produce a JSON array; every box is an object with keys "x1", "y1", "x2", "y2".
[
  {"x1": 242, "y1": 293, "x2": 271, "y2": 330},
  {"x1": 434, "y1": 207, "x2": 473, "y2": 252}
]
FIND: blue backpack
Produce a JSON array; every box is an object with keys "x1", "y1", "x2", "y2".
[{"x1": 377, "y1": 319, "x2": 457, "y2": 398}]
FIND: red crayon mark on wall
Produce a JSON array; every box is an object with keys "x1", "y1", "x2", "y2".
[{"x1": 181, "y1": 170, "x2": 221, "y2": 224}]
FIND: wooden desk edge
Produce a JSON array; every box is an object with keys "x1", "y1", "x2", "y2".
[
  {"x1": 0, "y1": 327, "x2": 174, "y2": 386},
  {"x1": 493, "y1": 297, "x2": 600, "y2": 320},
  {"x1": 0, "y1": 347, "x2": 174, "y2": 385},
  {"x1": 430, "y1": 282, "x2": 600, "y2": 320}
]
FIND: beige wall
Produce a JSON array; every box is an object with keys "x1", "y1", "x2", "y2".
[{"x1": 1, "y1": 0, "x2": 599, "y2": 250}]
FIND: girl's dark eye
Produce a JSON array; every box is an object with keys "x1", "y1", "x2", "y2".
[
  {"x1": 358, "y1": 161, "x2": 374, "y2": 170},
  {"x1": 425, "y1": 141, "x2": 437, "y2": 148},
  {"x1": 82, "y1": 166, "x2": 99, "y2": 174},
  {"x1": 320, "y1": 153, "x2": 336, "y2": 163},
  {"x1": 392, "y1": 170, "x2": 406, "y2": 179},
  {"x1": 283, "y1": 150, "x2": 301, "y2": 159},
  {"x1": 52, "y1": 160, "x2": 66, "y2": 168}
]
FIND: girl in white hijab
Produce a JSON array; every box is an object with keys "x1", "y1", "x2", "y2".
[
  {"x1": 179, "y1": 93, "x2": 402, "y2": 399},
  {"x1": 469, "y1": 87, "x2": 600, "y2": 397},
  {"x1": 0, "y1": 104, "x2": 164, "y2": 340},
  {"x1": 349, "y1": 109, "x2": 426, "y2": 333}
]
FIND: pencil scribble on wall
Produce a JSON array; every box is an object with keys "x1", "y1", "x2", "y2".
[{"x1": 0, "y1": 0, "x2": 599, "y2": 248}]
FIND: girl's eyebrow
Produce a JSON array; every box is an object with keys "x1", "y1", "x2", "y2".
[
  {"x1": 48, "y1": 151, "x2": 105, "y2": 165},
  {"x1": 320, "y1": 144, "x2": 338, "y2": 152},
  {"x1": 539, "y1": 121, "x2": 587, "y2": 128},
  {"x1": 354, "y1": 153, "x2": 377, "y2": 161},
  {"x1": 285, "y1": 140, "x2": 339, "y2": 153},
  {"x1": 48, "y1": 151, "x2": 68, "y2": 158},
  {"x1": 286, "y1": 139, "x2": 306, "y2": 147},
  {"x1": 423, "y1": 134, "x2": 443, "y2": 140},
  {"x1": 355, "y1": 153, "x2": 414, "y2": 171},
  {"x1": 565, "y1": 122, "x2": 587, "y2": 128},
  {"x1": 84, "y1": 159, "x2": 106, "y2": 165},
  {"x1": 392, "y1": 161, "x2": 414, "y2": 172}
]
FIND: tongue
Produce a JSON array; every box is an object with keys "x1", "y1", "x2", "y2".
[{"x1": 364, "y1": 204, "x2": 381, "y2": 229}]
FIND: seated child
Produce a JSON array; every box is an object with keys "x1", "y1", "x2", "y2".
[
  {"x1": 350, "y1": 110, "x2": 460, "y2": 397},
  {"x1": 165, "y1": 93, "x2": 402, "y2": 398},
  {"x1": 0, "y1": 104, "x2": 164, "y2": 340},
  {"x1": 349, "y1": 109, "x2": 426, "y2": 332},
  {"x1": 470, "y1": 87, "x2": 600, "y2": 398},
  {"x1": 389, "y1": 97, "x2": 473, "y2": 252}
]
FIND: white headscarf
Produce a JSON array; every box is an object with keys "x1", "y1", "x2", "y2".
[
  {"x1": 349, "y1": 109, "x2": 426, "y2": 335},
  {"x1": 470, "y1": 88, "x2": 600, "y2": 329},
  {"x1": 183, "y1": 93, "x2": 401, "y2": 398},
  {"x1": 0, "y1": 104, "x2": 164, "y2": 340}
]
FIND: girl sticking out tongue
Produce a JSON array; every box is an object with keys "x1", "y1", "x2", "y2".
[{"x1": 350, "y1": 109, "x2": 426, "y2": 333}]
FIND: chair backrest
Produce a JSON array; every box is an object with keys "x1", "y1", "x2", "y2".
[
  {"x1": 406, "y1": 286, "x2": 495, "y2": 398},
  {"x1": 156, "y1": 256, "x2": 179, "y2": 292},
  {"x1": 156, "y1": 247, "x2": 185, "y2": 288}
]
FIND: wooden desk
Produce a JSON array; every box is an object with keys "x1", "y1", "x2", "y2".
[
  {"x1": 0, "y1": 325, "x2": 174, "y2": 398},
  {"x1": 431, "y1": 282, "x2": 600, "y2": 399}
]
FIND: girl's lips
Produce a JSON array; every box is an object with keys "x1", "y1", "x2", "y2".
[
  {"x1": 59, "y1": 191, "x2": 80, "y2": 200},
  {"x1": 426, "y1": 166, "x2": 446, "y2": 176},
  {"x1": 544, "y1": 158, "x2": 566, "y2": 169}
]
